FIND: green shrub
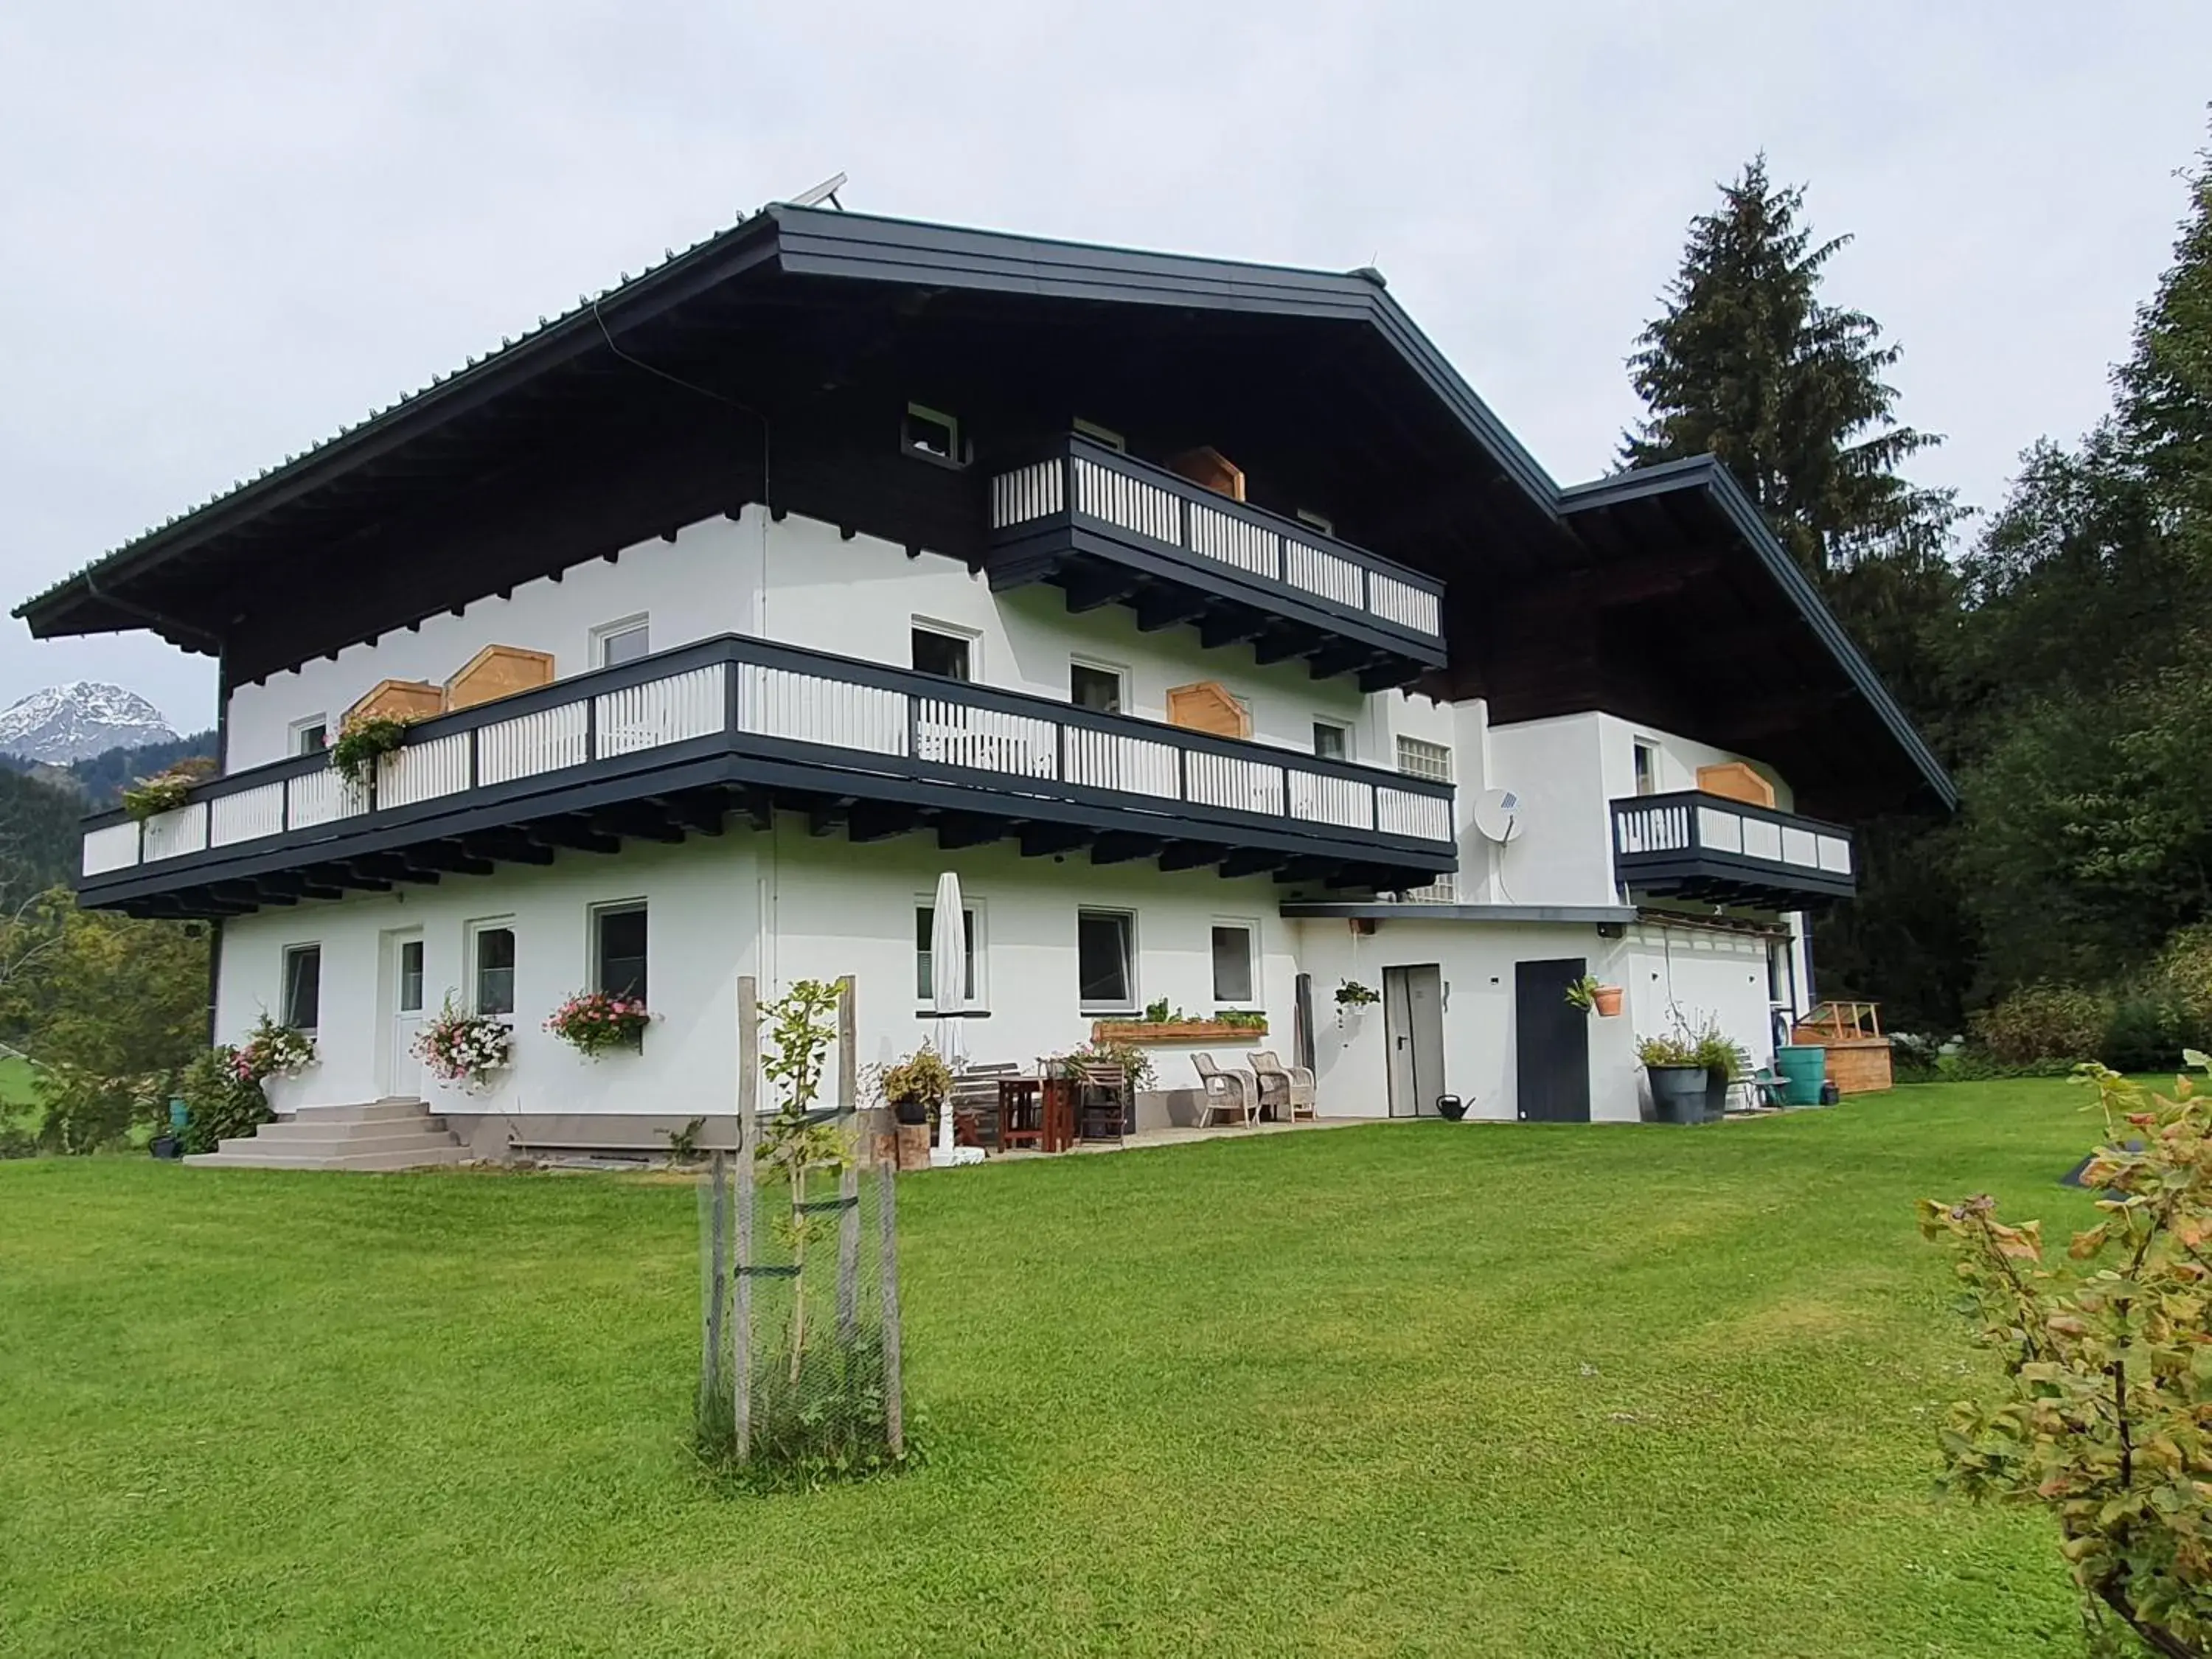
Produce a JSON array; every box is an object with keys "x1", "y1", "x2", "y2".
[
  {"x1": 178, "y1": 1047, "x2": 271, "y2": 1155},
  {"x1": 34, "y1": 1065, "x2": 159, "y2": 1154},
  {"x1": 1969, "y1": 983, "x2": 2110, "y2": 1065},
  {"x1": 2154, "y1": 923, "x2": 2212, "y2": 1026},
  {"x1": 2099, "y1": 992, "x2": 2201, "y2": 1073}
]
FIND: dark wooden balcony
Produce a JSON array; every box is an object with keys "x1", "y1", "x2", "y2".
[
  {"x1": 78, "y1": 635, "x2": 1458, "y2": 919},
  {"x1": 1610, "y1": 791, "x2": 1856, "y2": 908},
  {"x1": 987, "y1": 437, "x2": 1447, "y2": 689}
]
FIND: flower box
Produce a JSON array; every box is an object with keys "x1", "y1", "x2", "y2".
[{"x1": 1091, "y1": 1019, "x2": 1267, "y2": 1044}]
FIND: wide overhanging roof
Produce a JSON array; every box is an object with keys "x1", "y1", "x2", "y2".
[{"x1": 14, "y1": 204, "x2": 1952, "y2": 815}]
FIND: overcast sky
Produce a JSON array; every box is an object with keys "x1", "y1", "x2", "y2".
[{"x1": 3, "y1": 1, "x2": 2206, "y2": 734}]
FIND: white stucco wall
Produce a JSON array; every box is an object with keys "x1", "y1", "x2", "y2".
[
  {"x1": 1625, "y1": 921, "x2": 1781, "y2": 1076},
  {"x1": 224, "y1": 508, "x2": 1380, "y2": 773},
  {"x1": 1287, "y1": 916, "x2": 1642, "y2": 1124},
  {"x1": 216, "y1": 821, "x2": 1307, "y2": 1121}
]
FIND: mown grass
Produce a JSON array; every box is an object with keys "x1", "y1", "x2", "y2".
[{"x1": 0, "y1": 1080, "x2": 2113, "y2": 1656}]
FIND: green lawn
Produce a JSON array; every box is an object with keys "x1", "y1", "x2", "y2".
[{"x1": 0, "y1": 1082, "x2": 2110, "y2": 1657}]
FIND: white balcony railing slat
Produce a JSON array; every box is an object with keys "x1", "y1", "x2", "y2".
[
  {"x1": 479, "y1": 702, "x2": 588, "y2": 785},
  {"x1": 209, "y1": 782, "x2": 287, "y2": 847},
  {"x1": 1377, "y1": 787, "x2": 1453, "y2": 844},
  {"x1": 914, "y1": 700, "x2": 1057, "y2": 779},
  {"x1": 82, "y1": 821, "x2": 141, "y2": 877},
  {"x1": 1284, "y1": 539, "x2": 1363, "y2": 609},
  {"x1": 142, "y1": 802, "x2": 209, "y2": 862},
  {"x1": 1072, "y1": 456, "x2": 1181, "y2": 544},
  {"x1": 1062, "y1": 726, "x2": 1180, "y2": 799},
  {"x1": 596, "y1": 664, "x2": 725, "y2": 759},
  {"x1": 378, "y1": 732, "x2": 471, "y2": 809},
  {"x1": 286, "y1": 768, "x2": 369, "y2": 830},
  {"x1": 738, "y1": 664, "x2": 907, "y2": 757},
  {"x1": 1185, "y1": 750, "x2": 1286, "y2": 818},
  {"x1": 1289, "y1": 769, "x2": 1374, "y2": 831},
  {"x1": 1368, "y1": 571, "x2": 1442, "y2": 636},
  {"x1": 990, "y1": 459, "x2": 1063, "y2": 529},
  {"x1": 1188, "y1": 503, "x2": 1280, "y2": 582}
]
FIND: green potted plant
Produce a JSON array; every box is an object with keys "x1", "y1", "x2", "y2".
[
  {"x1": 1637, "y1": 1030, "x2": 1709, "y2": 1124},
  {"x1": 121, "y1": 756, "x2": 217, "y2": 821},
  {"x1": 1564, "y1": 975, "x2": 1625, "y2": 1018},
  {"x1": 330, "y1": 714, "x2": 415, "y2": 789},
  {"x1": 1691, "y1": 1022, "x2": 1749, "y2": 1121},
  {"x1": 877, "y1": 1046, "x2": 953, "y2": 1128}
]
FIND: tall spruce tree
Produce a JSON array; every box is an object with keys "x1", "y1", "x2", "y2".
[
  {"x1": 1624, "y1": 155, "x2": 1961, "y2": 581},
  {"x1": 1625, "y1": 158, "x2": 1973, "y2": 1029}
]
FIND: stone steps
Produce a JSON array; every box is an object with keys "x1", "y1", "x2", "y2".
[{"x1": 184, "y1": 1098, "x2": 467, "y2": 1172}]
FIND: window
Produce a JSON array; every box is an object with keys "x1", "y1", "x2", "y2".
[
  {"x1": 1071, "y1": 661, "x2": 1124, "y2": 714},
  {"x1": 911, "y1": 625, "x2": 972, "y2": 682},
  {"x1": 594, "y1": 616, "x2": 651, "y2": 669},
  {"x1": 1312, "y1": 720, "x2": 1349, "y2": 762},
  {"x1": 471, "y1": 923, "x2": 516, "y2": 1017},
  {"x1": 290, "y1": 716, "x2": 327, "y2": 757},
  {"x1": 914, "y1": 905, "x2": 979, "y2": 1003},
  {"x1": 1633, "y1": 740, "x2": 1660, "y2": 797},
  {"x1": 1396, "y1": 735, "x2": 1453, "y2": 783},
  {"x1": 1211, "y1": 923, "x2": 1256, "y2": 1005},
  {"x1": 1295, "y1": 508, "x2": 1336, "y2": 537},
  {"x1": 1072, "y1": 417, "x2": 1126, "y2": 452},
  {"x1": 902, "y1": 403, "x2": 964, "y2": 466},
  {"x1": 1077, "y1": 910, "x2": 1135, "y2": 1010},
  {"x1": 594, "y1": 904, "x2": 647, "y2": 1002},
  {"x1": 397, "y1": 939, "x2": 425, "y2": 1015},
  {"x1": 282, "y1": 945, "x2": 321, "y2": 1032}
]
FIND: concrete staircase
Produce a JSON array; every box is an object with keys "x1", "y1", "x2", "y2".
[{"x1": 184, "y1": 1099, "x2": 467, "y2": 1172}]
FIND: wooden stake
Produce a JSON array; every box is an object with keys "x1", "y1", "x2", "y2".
[
  {"x1": 734, "y1": 975, "x2": 758, "y2": 1461},
  {"x1": 835, "y1": 973, "x2": 860, "y2": 1341},
  {"x1": 704, "y1": 1148, "x2": 728, "y2": 1405},
  {"x1": 877, "y1": 1121, "x2": 905, "y2": 1461}
]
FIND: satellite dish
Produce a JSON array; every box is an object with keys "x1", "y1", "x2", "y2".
[{"x1": 1471, "y1": 788, "x2": 1523, "y2": 844}]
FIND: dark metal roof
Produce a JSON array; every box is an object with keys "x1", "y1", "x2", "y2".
[
  {"x1": 1556, "y1": 456, "x2": 1956, "y2": 811},
  {"x1": 13, "y1": 202, "x2": 1951, "y2": 815}
]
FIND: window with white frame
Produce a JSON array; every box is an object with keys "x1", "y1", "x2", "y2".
[
  {"x1": 911, "y1": 623, "x2": 974, "y2": 682},
  {"x1": 1632, "y1": 739, "x2": 1661, "y2": 797},
  {"x1": 290, "y1": 715, "x2": 329, "y2": 757},
  {"x1": 593, "y1": 615, "x2": 651, "y2": 669},
  {"x1": 470, "y1": 921, "x2": 517, "y2": 1017},
  {"x1": 914, "y1": 903, "x2": 980, "y2": 1004},
  {"x1": 1312, "y1": 720, "x2": 1349, "y2": 762},
  {"x1": 592, "y1": 902, "x2": 647, "y2": 1002},
  {"x1": 1077, "y1": 910, "x2": 1135, "y2": 1011},
  {"x1": 281, "y1": 944, "x2": 321, "y2": 1032},
  {"x1": 1210, "y1": 922, "x2": 1256, "y2": 1006},
  {"x1": 1396, "y1": 735, "x2": 1453, "y2": 783},
  {"x1": 1070, "y1": 660, "x2": 1124, "y2": 714}
]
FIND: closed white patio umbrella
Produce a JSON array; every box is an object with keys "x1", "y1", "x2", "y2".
[{"x1": 928, "y1": 871, "x2": 972, "y2": 1166}]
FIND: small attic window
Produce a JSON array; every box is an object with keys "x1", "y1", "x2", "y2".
[
  {"x1": 902, "y1": 403, "x2": 966, "y2": 467},
  {"x1": 1295, "y1": 508, "x2": 1335, "y2": 537},
  {"x1": 1072, "y1": 417, "x2": 1126, "y2": 453}
]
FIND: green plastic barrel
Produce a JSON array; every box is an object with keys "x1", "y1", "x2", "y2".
[{"x1": 1776, "y1": 1046, "x2": 1827, "y2": 1106}]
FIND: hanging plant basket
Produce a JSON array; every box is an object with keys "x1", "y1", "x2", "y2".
[
  {"x1": 330, "y1": 715, "x2": 415, "y2": 788},
  {"x1": 546, "y1": 990, "x2": 651, "y2": 1057},
  {"x1": 412, "y1": 996, "x2": 512, "y2": 1092}
]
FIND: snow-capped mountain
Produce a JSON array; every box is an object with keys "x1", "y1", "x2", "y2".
[{"x1": 0, "y1": 683, "x2": 181, "y2": 764}]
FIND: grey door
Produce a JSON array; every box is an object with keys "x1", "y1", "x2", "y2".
[
  {"x1": 1515, "y1": 957, "x2": 1590, "y2": 1122},
  {"x1": 1383, "y1": 964, "x2": 1446, "y2": 1117}
]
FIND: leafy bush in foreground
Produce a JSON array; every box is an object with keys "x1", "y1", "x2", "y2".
[{"x1": 1921, "y1": 1059, "x2": 2212, "y2": 1657}]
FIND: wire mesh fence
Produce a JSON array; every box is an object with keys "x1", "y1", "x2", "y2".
[{"x1": 696, "y1": 974, "x2": 906, "y2": 1489}]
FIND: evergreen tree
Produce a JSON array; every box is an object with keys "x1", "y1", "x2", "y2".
[
  {"x1": 1625, "y1": 157, "x2": 1971, "y2": 1029},
  {"x1": 1624, "y1": 155, "x2": 1961, "y2": 580}
]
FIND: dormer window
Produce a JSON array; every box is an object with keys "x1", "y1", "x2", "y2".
[{"x1": 902, "y1": 403, "x2": 966, "y2": 467}]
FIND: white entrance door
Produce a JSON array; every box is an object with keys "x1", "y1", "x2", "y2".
[{"x1": 378, "y1": 929, "x2": 426, "y2": 1099}]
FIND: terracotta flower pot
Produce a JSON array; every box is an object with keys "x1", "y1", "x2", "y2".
[{"x1": 1591, "y1": 985, "x2": 1625, "y2": 1018}]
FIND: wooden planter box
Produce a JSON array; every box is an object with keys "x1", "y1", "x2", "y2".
[
  {"x1": 1091, "y1": 1019, "x2": 1268, "y2": 1044},
  {"x1": 1790, "y1": 1032, "x2": 1893, "y2": 1095}
]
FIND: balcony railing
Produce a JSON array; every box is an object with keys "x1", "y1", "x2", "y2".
[
  {"x1": 1610, "y1": 791, "x2": 1856, "y2": 906},
  {"x1": 80, "y1": 634, "x2": 1456, "y2": 904},
  {"x1": 987, "y1": 437, "x2": 1447, "y2": 674}
]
